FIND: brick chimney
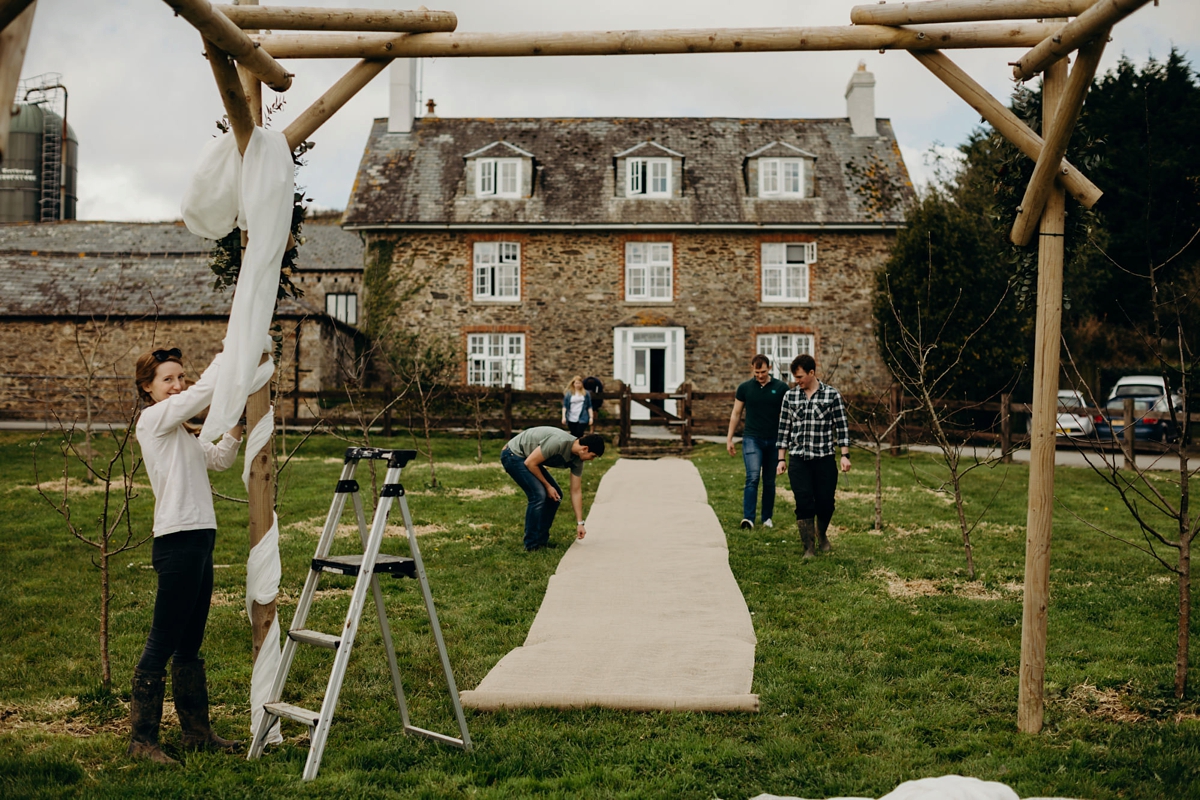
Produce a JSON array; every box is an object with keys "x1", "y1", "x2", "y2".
[
  {"x1": 845, "y1": 61, "x2": 877, "y2": 138},
  {"x1": 388, "y1": 59, "x2": 418, "y2": 133}
]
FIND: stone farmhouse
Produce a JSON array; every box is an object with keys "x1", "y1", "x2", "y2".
[
  {"x1": 343, "y1": 63, "x2": 913, "y2": 419},
  {"x1": 0, "y1": 218, "x2": 363, "y2": 423}
]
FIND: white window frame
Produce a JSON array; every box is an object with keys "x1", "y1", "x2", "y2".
[
  {"x1": 625, "y1": 242, "x2": 673, "y2": 302},
  {"x1": 761, "y1": 242, "x2": 815, "y2": 303},
  {"x1": 757, "y1": 333, "x2": 815, "y2": 380},
  {"x1": 626, "y1": 157, "x2": 672, "y2": 197},
  {"x1": 467, "y1": 333, "x2": 525, "y2": 389},
  {"x1": 759, "y1": 158, "x2": 806, "y2": 197},
  {"x1": 476, "y1": 158, "x2": 521, "y2": 198},
  {"x1": 325, "y1": 292, "x2": 358, "y2": 325},
  {"x1": 473, "y1": 242, "x2": 521, "y2": 301}
]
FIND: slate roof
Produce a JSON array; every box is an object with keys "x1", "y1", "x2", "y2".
[
  {"x1": 0, "y1": 219, "x2": 363, "y2": 317},
  {"x1": 343, "y1": 117, "x2": 913, "y2": 229}
]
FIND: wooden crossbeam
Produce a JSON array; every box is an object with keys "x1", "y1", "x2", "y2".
[
  {"x1": 851, "y1": 0, "x2": 1096, "y2": 26},
  {"x1": 162, "y1": 0, "x2": 293, "y2": 91},
  {"x1": 0, "y1": 0, "x2": 35, "y2": 164},
  {"x1": 251, "y1": 22, "x2": 1062, "y2": 59},
  {"x1": 1012, "y1": 0, "x2": 1151, "y2": 80},
  {"x1": 911, "y1": 50, "x2": 1101, "y2": 208},
  {"x1": 284, "y1": 58, "x2": 392, "y2": 150},
  {"x1": 1009, "y1": 32, "x2": 1108, "y2": 245},
  {"x1": 204, "y1": 37, "x2": 255, "y2": 155},
  {"x1": 213, "y1": 4, "x2": 457, "y2": 33},
  {"x1": 0, "y1": 0, "x2": 35, "y2": 32}
]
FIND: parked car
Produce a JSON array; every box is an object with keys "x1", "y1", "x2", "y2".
[
  {"x1": 1093, "y1": 375, "x2": 1182, "y2": 444},
  {"x1": 1055, "y1": 389, "x2": 1094, "y2": 438}
]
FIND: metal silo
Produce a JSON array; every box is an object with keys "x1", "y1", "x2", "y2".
[{"x1": 1, "y1": 74, "x2": 78, "y2": 223}]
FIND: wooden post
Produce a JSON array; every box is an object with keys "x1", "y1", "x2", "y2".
[
  {"x1": 1123, "y1": 396, "x2": 1135, "y2": 471},
  {"x1": 680, "y1": 383, "x2": 693, "y2": 448},
  {"x1": 246, "y1": 353, "x2": 276, "y2": 665},
  {"x1": 1018, "y1": 55, "x2": 1068, "y2": 736},
  {"x1": 1012, "y1": 0, "x2": 1152, "y2": 81},
  {"x1": 234, "y1": 0, "x2": 262, "y2": 127},
  {"x1": 851, "y1": 0, "x2": 1096, "y2": 25},
  {"x1": 618, "y1": 383, "x2": 631, "y2": 448},
  {"x1": 910, "y1": 50, "x2": 1101, "y2": 208},
  {"x1": 213, "y1": 4, "x2": 458, "y2": 33},
  {"x1": 383, "y1": 380, "x2": 393, "y2": 439},
  {"x1": 1001, "y1": 392, "x2": 1013, "y2": 464},
  {"x1": 0, "y1": 0, "x2": 36, "y2": 33},
  {"x1": 283, "y1": 58, "x2": 392, "y2": 150},
  {"x1": 502, "y1": 383, "x2": 513, "y2": 440},
  {"x1": 203, "y1": 37, "x2": 254, "y2": 155},
  {"x1": 161, "y1": 0, "x2": 292, "y2": 91},
  {"x1": 0, "y1": 0, "x2": 36, "y2": 164},
  {"x1": 252, "y1": 22, "x2": 1061, "y2": 60},
  {"x1": 1010, "y1": 34, "x2": 1108, "y2": 245}
]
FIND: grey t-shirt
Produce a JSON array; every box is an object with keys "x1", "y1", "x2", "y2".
[{"x1": 505, "y1": 426, "x2": 584, "y2": 476}]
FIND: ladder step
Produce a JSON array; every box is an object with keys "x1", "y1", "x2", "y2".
[
  {"x1": 264, "y1": 702, "x2": 320, "y2": 728},
  {"x1": 288, "y1": 629, "x2": 342, "y2": 649},
  {"x1": 312, "y1": 554, "x2": 416, "y2": 579}
]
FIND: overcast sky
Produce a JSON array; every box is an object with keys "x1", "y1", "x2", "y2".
[{"x1": 17, "y1": 0, "x2": 1200, "y2": 221}]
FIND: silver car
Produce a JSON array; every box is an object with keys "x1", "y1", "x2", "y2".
[{"x1": 1056, "y1": 389, "x2": 1095, "y2": 438}]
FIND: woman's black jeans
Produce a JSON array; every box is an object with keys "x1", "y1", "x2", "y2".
[{"x1": 137, "y1": 529, "x2": 216, "y2": 673}]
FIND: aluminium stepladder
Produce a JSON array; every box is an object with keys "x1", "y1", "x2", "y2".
[{"x1": 247, "y1": 447, "x2": 472, "y2": 780}]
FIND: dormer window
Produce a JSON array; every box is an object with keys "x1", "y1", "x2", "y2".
[
  {"x1": 477, "y1": 158, "x2": 521, "y2": 198},
  {"x1": 627, "y1": 157, "x2": 671, "y2": 197},
  {"x1": 759, "y1": 159, "x2": 806, "y2": 197}
]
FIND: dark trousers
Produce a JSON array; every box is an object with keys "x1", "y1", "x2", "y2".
[
  {"x1": 501, "y1": 448, "x2": 562, "y2": 550},
  {"x1": 787, "y1": 454, "x2": 838, "y2": 530},
  {"x1": 137, "y1": 529, "x2": 216, "y2": 673},
  {"x1": 566, "y1": 420, "x2": 589, "y2": 437}
]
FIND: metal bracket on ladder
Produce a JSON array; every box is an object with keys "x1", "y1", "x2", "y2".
[{"x1": 247, "y1": 447, "x2": 472, "y2": 780}]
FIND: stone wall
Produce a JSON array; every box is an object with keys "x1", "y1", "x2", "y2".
[{"x1": 365, "y1": 228, "x2": 893, "y2": 420}]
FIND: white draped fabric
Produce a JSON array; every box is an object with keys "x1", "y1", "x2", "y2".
[
  {"x1": 181, "y1": 130, "x2": 293, "y2": 746},
  {"x1": 181, "y1": 127, "x2": 294, "y2": 444}
]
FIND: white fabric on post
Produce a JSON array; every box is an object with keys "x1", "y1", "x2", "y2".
[
  {"x1": 181, "y1": 127, "x2": 294, "y2": 444},
  {"x1": 246, "y1": 513, "x2": 283, "y2": 745}
]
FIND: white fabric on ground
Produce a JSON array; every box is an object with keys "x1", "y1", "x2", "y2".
[
  {"x1": 460, "y1": 457, "x2": 758, "y2": 712},
  {"x1": 749, "y1": 774, "x2": 1082, "y2": 800},
  {"x1": 181, "y1": 127, "x2": 294, "y2": 444}
]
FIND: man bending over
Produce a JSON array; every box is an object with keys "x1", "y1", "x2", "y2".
[{"x1": 501, "y1": 427, "x2": 605, "y2": 552}]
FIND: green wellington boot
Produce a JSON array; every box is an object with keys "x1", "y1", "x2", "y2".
[
  {"x1": 128, "y1": 668, "x2": 178, "y2": 765},
  {"x1": 172, "y1": 659, "x2": 243, "y2": 753},
  {"x1": 797, "y1": 518, "x2": 817, "y2": 559}
]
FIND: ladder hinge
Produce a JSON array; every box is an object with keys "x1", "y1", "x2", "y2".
[
  {"x1": 336, "y1": 479, "x2": 359, "y2": 494},
  {"x1": 380, "y1": 483, "x2": 404, "y2": 497}
]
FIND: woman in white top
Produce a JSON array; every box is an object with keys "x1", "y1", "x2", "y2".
[
  {"x1": 561, "y1": 375, "x2": 595, "y2": 437},
  {"x1": 127, "y1": 347, "x2": 243, "y2": 764}
]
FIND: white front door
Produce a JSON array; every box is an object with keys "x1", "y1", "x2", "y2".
[{"x1": 613, "y1": 327, "x2": 685, "y2": 421}]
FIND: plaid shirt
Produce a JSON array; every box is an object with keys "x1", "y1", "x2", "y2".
[{"x1": 775, "y1": 382, "x2": 851, "y2": 459}]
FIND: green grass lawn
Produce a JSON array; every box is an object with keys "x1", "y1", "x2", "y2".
[{"x1": 0, "y1": 430, "x2": 1197, "y2": 799}]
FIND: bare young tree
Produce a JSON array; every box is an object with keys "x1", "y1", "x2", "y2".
[
  {"x1": 847, "y1": 386, "x2": 907, "y2": 532},
  {"x1": 879, "y1": 277, "x2": 1016, "y2": 579}
]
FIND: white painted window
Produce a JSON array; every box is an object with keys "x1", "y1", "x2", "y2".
[
  {"x1": 759, "y1": 158, "x2": 806, "y2": 197},
  {"x1": 627, "y1": 157, "x2": 672, "y2": 197},
  {"x1": 467, "y1": 333, "x2": 525, "y2": 389},
  {"x1": 325, "y1": 292, "x2": 358, "y2": 325},
  {"x1": 476, "y1": 158, "x2": 521, "y2": 197},
  {"x1": 625, "y1": 242, "x2": 673, "y2": 301},
  {"x1": 761, "y1": 242, "x2": 815, "y2": 303},
  {"x1": 757, "y1": 333, "x2": 815, "y2": 380},
  {"x1": 473, "y1": 242, "x2": 521, "y2": 301}
]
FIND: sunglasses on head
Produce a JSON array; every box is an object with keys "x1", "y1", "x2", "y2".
[{"x1": 152, "y1": 348, "x2": 182, "y2": 362}]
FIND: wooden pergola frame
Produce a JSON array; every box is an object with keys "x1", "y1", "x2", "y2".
[{"x1": 0, "y1": 0, "x2": 1158, "y2": 736}]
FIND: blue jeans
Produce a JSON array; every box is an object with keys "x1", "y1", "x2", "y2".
[
  {"x1": 501, "y1": 448, "x2": 562, "y2": 550},
  {"x1": 741, "y1": 435, "x2": 778, "y2": 522}
]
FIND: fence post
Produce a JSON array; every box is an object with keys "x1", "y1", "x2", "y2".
[
  {"x1": 681, "y1": 382, "x2": 693, "y2": 448},
  {"x1": 888, "y1": 383, "x2": 902, "y2": 455},
  {"x1": 1123, "y1": 396, "x2": 1135, "y2": 471},
  {"x1": 1001, "y1": 392, "x2": 1012, "y2": 464},
  {"x1": 502, "y1": 384, "x2": 513, "y2": 440},
  {"x1": 383, "y1": 381, "x2": 393, "y2": 438},
  {"x1": 619, "y1": 383, "x2": 631, "y2": 448}
]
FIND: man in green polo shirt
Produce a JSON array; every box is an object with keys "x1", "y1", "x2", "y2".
[
  {"x1": 501, "y1": 427, "x2": 606, "y2": 552},
  {"x1": 726, "y1": 354, "x2": 790, "y2": 530}
]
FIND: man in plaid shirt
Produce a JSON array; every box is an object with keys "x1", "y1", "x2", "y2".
[{"x1": 774, "y1": 354, "x2": 852, "y2": 558}]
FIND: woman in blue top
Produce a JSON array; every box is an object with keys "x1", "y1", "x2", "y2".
[{"x1": 561, "y1": 375, "x2": 595, "y2": 437}]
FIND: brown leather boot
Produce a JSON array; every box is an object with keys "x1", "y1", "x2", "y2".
[
  {"x1": 817, "y1": 516, "x2": 833, "y2": 553},
  {"x1": 797, "y1": 518, "x2": 817, "y2": 559},
  {"x1": 172, "y1": 658, "x2": 243, "y2": 753},
  {"x1": 128, "y1": 668, "x2": 178, "y2": 764}
]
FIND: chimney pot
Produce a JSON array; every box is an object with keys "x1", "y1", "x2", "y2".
[{"x1": 388, "y1": 59, "x2": 418, "y2": 133}]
